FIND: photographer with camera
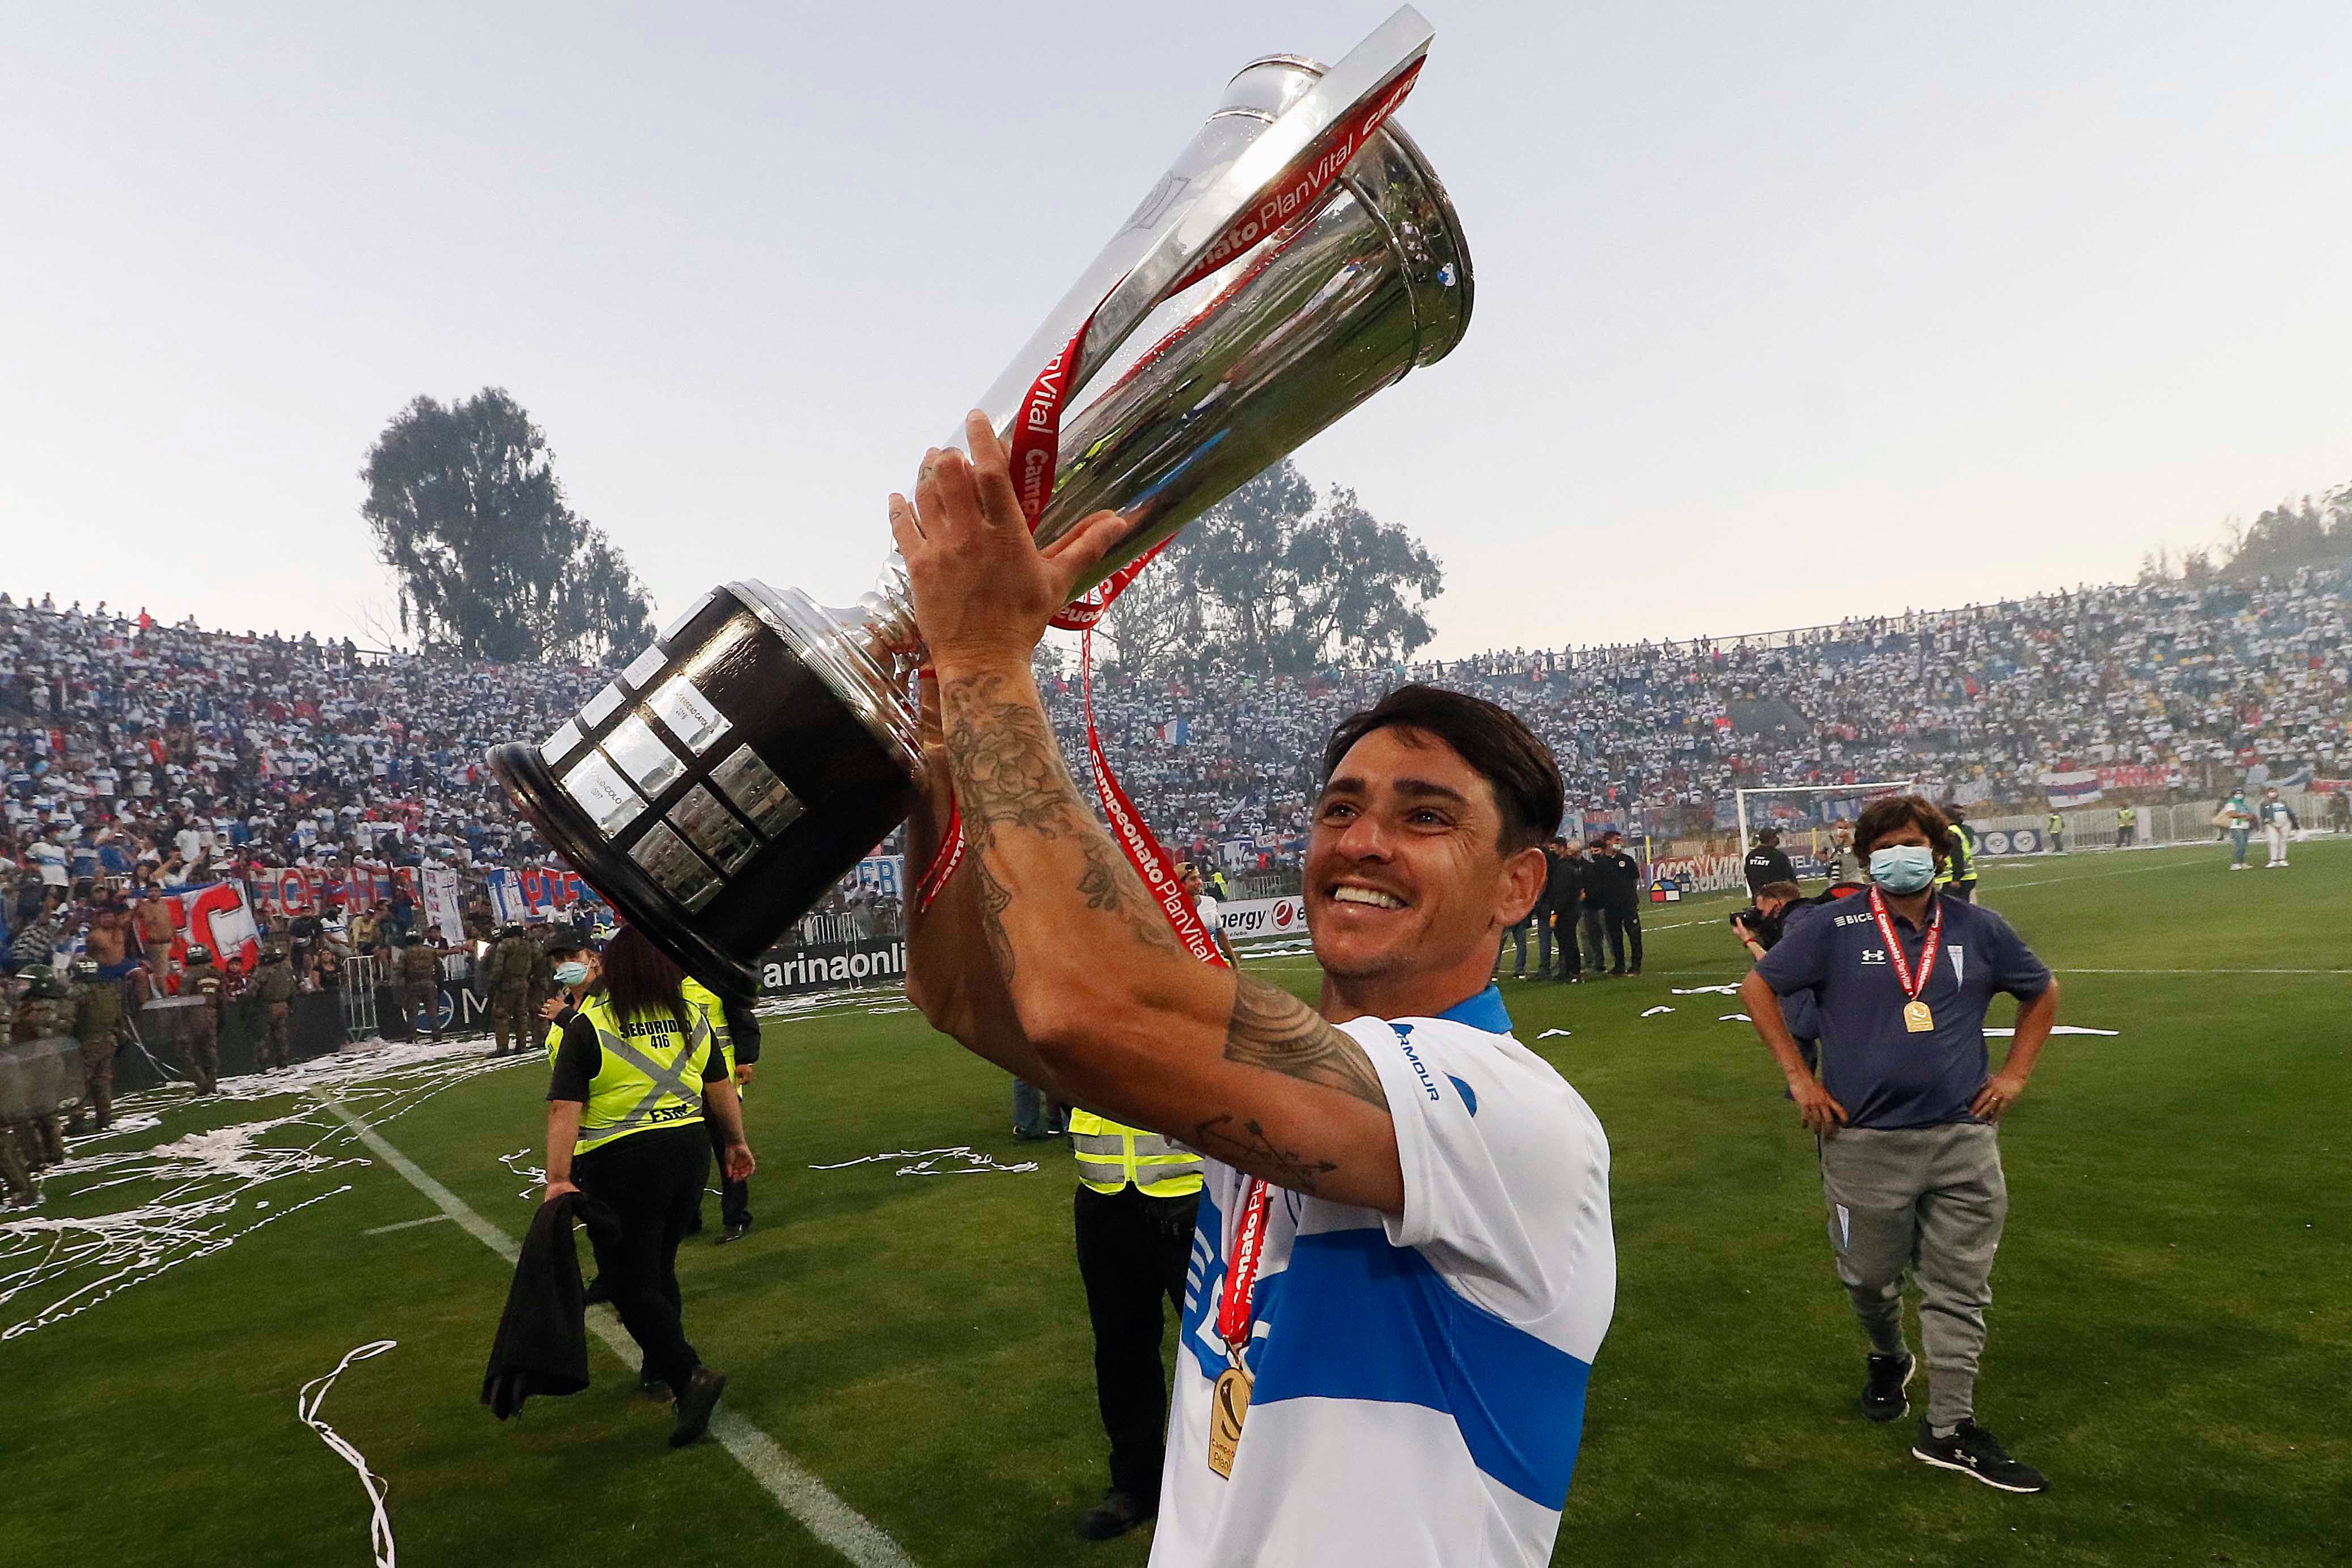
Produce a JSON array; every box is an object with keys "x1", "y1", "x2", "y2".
[{"x1": 1731, "y1": 880, "x2": 1818, "y2": 1070}]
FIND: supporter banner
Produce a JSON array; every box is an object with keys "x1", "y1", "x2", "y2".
[
  {"x1": 2312, "y1": 778, "x2": 2352, "y2": 795},
  {"x1": 164, "y1": 883, "x2": 261, "y2": 976},
  {"x1": 1218, "y1": 896, "x2": 1308, "y2": 943},
  {"x1": 484, "y1": 866, "x2": 611, "y2": 923},
  {"x1": 417, "y1": 867, "x2": 465, "y2": 947},
  {"x1": 853, "y1": 854, "x2": 906, "y2": 900},
  {"x1": 2040, "y1": 769, "x2": 2103, "y2": 806},
  {"x1": 756, "y1": 936, "x2": 908, "y2": 997},
  {"x1": 2096, "y1": 765, "x2": 2179, "y2": 791}
]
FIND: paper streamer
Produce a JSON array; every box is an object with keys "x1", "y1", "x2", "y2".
[
  {"x1": 808, "y1": 1146, "x2": 1039, "y2": 1178},
  {"x1": 298, "y1": 1339, "x2": 400, "y2": 1568},
  {"x1": 1640, "y1": 1006, "x2": 1675, "y2": 1018}
]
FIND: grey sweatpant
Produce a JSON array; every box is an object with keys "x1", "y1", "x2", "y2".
[{"x1": 1819, "y1": 1121, "x2": 2007, "y2": 1429}]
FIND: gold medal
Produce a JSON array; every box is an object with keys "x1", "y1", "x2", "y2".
[
  {"x1": 1207, "y1": 1364, "x2": 1253, "y2": 1478},
  {"x1": 1903, "y1": 999, "x2": 1934, "y2": 1033}
]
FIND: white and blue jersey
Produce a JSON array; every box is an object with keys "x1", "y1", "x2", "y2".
[{"x1": 1151, "y1": 986, "x2": 1615, "y2": 1568}]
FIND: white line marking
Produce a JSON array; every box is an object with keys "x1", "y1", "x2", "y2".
[
  {"x1": 318, "y1": 1094, "x2": 916, "y2": 1568},
  {"x1": 362, "y1": 1215, "x2": 453, "y2": 1236}
]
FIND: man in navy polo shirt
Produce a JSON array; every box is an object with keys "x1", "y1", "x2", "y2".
[{"x1": 1741, "y1": 794, "x2": 2061, "y2": 1494}]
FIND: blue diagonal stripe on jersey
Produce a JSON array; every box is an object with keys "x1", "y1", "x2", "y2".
[{"x1": 1246, "y1": 1227, "x2": 1591, "y2": 1508}]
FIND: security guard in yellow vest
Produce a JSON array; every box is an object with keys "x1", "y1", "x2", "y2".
[
  {"x1": 543, "y1": 927, "x2": 754, "y2": 1448},
  {"x1": 2116, "y1": 804, "x2": 2137, "y2": 848},
  {"x1": 1937, "y1": 805, "x2": 1981, "y2": 902},
  {"x1": 1068, "y1": 1108, "x2": 1203, "y2": 1540},
  {"x1": 684, "y1": 974, "x2": 760, "y2": 1243}
]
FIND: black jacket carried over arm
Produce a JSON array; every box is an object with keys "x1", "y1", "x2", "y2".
[
  {"x1": 721, "y1": 995, "x2": 761, "y2": 1067},
  {"x1": 481, "y1": 1189, "x2": 620, "y2": 1420}
]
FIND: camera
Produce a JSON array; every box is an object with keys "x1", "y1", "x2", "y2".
[{"x1": 1730, "y1": 906, "x2": 1785, "y2": 950}]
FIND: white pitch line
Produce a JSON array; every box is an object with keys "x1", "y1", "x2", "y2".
[
  {"x1": 318, "y1": 1094, "x2": 917, "y2": 1568},
  {"x1": 362, "y1": 1214, "x2": 454, "y2": 1236}
]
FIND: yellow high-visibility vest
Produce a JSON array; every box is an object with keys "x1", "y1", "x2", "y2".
[
  {"x1": 1068, "y1": 1110, "x2": 1203, "y2": 1198},
  {"x1": 571, "y1": 991, "x2": 713, "y2": 1155}
]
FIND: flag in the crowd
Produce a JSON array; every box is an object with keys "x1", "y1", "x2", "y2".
[
  {"x1": 2041, "y1": 768, "x2": 2104, "y2": 806},
  {"x1": 1155, "y1": 718, "x2": 1190, "y2": 746},
  {"x1": 2269, "y1": 765, "x2": 2312, "y2": 790}
]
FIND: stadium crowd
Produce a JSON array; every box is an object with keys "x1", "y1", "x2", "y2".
[
  {"x1": 1071, "y1": 563, "x2": 2351, "y2": 868},
  {"x1": 3, "y1": 562, "x2": 2346, "y2": 926}
]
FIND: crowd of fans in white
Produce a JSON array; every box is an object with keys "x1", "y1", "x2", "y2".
[
  {"x1": 1074, "y1": 564, "x2": 2350, "y2": 867},
  {"x1": 3, "y1": 562, "x2": 2345, "y2": 909}
]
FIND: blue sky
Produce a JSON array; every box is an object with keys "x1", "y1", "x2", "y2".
[{"x1": 5, "y1": 2, "x2": 2347, "y2": 655}]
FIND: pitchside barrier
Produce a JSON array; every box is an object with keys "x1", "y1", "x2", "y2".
[{"x1": 1971, "y1": 794, "x2": 2326, "y2": 855}]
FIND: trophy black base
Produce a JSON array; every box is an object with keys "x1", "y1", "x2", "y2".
[{"x1": 488, "y1": 583, "x2": 920, "y2": 997}]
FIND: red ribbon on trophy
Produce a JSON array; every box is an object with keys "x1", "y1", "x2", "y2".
[{"x1": 915, "y1": 56, "x2": 1424, "y2": 921}]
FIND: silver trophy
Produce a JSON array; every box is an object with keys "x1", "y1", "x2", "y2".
[{"x1": 488, "y1": 7, "x2": 1472, "y2": 991}]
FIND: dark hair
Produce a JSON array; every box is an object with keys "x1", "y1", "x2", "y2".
[
  {"x1": 1854, "y1": 794, "x2": 1951, "y2": 865},
  {"x1": 597, "y1": 926, "x2": 688, "y2": 1029},
  {"x1": 1756, "y1": 828, "x2": 1780, "y2": 847},
  {"x1": 1321, "y1": 684, "x2": 1565, "y2": 854}
]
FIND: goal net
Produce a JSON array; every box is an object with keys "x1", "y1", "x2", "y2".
[{"x1": 1735, "y1": 781, "x2": 1916, "y2": 871}]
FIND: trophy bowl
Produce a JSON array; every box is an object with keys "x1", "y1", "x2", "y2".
[{"x1": 488, "y1": 7, "x2": 1471, "y2": 993}]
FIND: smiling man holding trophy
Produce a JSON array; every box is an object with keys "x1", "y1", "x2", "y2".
[{"x1": 491, "y1": 10, "x2": 1613, "y2": 1562}]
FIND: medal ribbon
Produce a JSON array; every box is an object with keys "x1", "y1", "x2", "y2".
[
  {"x1": 914, "y1": 60, "x2": 1424, "y2": 911},
  {"x1": 1866, "y1": 885, "x2": 1943, "y2": 1003},
  {"x1": 1216, "y1": 1175, "x2": 1273, "y2": 1354}
]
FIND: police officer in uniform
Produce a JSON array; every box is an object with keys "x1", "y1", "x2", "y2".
[
  {"x1": 253, "y1": 948, "x2": 298, "y2": 1070},
  {"x1": 1066, "y1": 1107, "x2": 1203, "y2": 1540},
  {"x1": 485, "y1": 923, "x2": 538, "y2": 1057},
  {"x1": 396, "y1": 932, "x2": 446, "y2": 1041},
  {"x1": 69, "y1": 957, "x2": 125, "y2": 1130},
  {"x1": 12, "y1": 965, "x2": 75, "y2": 1166},
  {"x1": 542, "y1": 927, "x2": 754, "y2": 1447},
  {"x1": 0, "y1": 971, "x2": 37, "y2": 1207},
  {"x1": 179, "y1": 944, "x2": 226, "y2": 1094}
]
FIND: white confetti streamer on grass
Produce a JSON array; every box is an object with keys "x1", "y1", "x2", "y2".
[
  {"x1": 1672, "y1": 984, "x2": 1744, "y2": 996},
  {"x1": 1640, "y1": 1006, "x2": 1675, "y2": 1018},
  {"x1": 810, "y1": 1146, "x2": 1039, "y2": 1177},
  {"x1": 298, "y1": 1338, "x2": 400, "y2": 1568},
  {"x1": 2, "y1": 1040, "x2": 529, "y2": 1341},
  {"x1": 1537, "y1": 1028, "x2": 1572, "y2": 1040}
]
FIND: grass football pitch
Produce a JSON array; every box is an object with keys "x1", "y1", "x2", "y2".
[{"x1": 5, "y1": 839, "x2": 2346, "y2": 1567}]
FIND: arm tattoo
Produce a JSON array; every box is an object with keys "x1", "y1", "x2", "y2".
[
  {"x1": 941, "y1": 672, "x2": 1087, "y2": 844},
  {"x1": 941, "y1": 670, "x2": 1180, "y2": 959},
  {"x1": 1189, "y1": 1113, "x2": 1339, "y2": 1197},
  {"x1": 1223, "y1": 974, "x2": 1390, "y2": 1112}
]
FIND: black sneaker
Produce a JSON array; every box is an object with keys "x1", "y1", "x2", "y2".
[
  {"x1": 669, "y1": 1366, "x2": 727, "y2": 1447},
  {"x1": 1911, "y1": 1419, "x2": 2049, "y2": 1493},
  {"x1": 718, "y1": 1219, "x2": 752, "y2": 1245},
  {"x1": 639, "y1": 1359, "x2": 668, "y2": 1399},
  {"x1": 1077, "y1": 1489, "x2": 1158, "y2": 1541},
  {"x1": 1860, "y1": 1350, "x2": 1914, "y2": 1422}
]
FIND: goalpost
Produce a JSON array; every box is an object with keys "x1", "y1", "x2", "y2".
[{"x1": 1735, "y1": 781, "x2": 1915, "y2": 864}]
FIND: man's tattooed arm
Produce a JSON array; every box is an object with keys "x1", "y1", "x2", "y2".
[
  {"x1": 1224, "y1": 974, "x2": 1389, "y2": 1112},
  {"x1": 1188, "y1": 1113, "x2": 1341, "y2": 1197},
  {"x1": 940, "y1": 669, "x2": 1179, "y2": 965}
]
